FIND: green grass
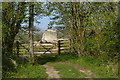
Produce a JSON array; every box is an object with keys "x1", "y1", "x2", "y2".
[
  {"x1": 47, "y1": 62, "x2": 87, "y2": 78},
  {"x1": 64, "y1": 56, "x2": 118, "y2": 78},
  {"x1": 5, "y1": 63, "x2": 48, "y2": 78},
  {"x1": 42, "y1": 54, "x2": 118, "y2": 78},
  {"x1": 11, "y1": 47, "x2": 119, "y2": 79},
  {"x1": 36, "y1": 54, "x2": 58, "y2": 65}
]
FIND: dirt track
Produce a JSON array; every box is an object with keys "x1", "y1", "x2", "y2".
[{"x1": 42, "y1": 64, "x2": 60, "y2": 78}]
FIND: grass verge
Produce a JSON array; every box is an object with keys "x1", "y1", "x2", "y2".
[{"x1": 4, "y1": 63, "x2": 48, "y2": 78}]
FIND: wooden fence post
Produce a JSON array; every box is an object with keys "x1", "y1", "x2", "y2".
[
  {"x1": 16, "y1": 41, "x2": 19, "y2": 57},
  {"x1": 58, "y1": 40, "x2": 61, "y2": 55},
  {"x1": 69, "y1": 39, "x2": 72, "y2": 53}
]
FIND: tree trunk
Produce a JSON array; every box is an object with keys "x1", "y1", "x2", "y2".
[
  {"x1": 29, "y1": 3, "x2": 34, "y2": 63},
  {"x1": 2, "y1": 36, "x2": 15, "y2": 57},
  {"x1": 117, "y1": 2, "x2": 120, "y2": 78},
  {"x1": 71, "y1": 2, "x2": 85, "y2": 57}
]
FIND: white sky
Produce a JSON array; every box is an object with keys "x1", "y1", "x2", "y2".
[{"x1": 35, "y1": 16, "x2": 50, "y2": 31}]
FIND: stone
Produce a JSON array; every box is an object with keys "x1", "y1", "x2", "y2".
[{"x1": 41, "y1": 29, "x2": 57, "y2": 43}]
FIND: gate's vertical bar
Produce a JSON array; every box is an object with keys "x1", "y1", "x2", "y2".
[
  {"x1": 16, "y1": 41, "x2": 19, "y2": 57},
  {"x1": 58, "y1": 40, "x2": 61, "y2": 55}
]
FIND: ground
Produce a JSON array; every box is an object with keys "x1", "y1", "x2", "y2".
[{"x1": 4, "y1": 54, "x2": 118, "y2": 79}]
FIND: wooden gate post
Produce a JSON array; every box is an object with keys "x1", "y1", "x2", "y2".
[
  {"x1": 58, "y1": 40, "x2": 61, "y2": 55},
  {"x1": 16, "y1": 41, "x2": 19, "y2": 57},
  {"x1": 69, "y1": 39, "x2": 72, "y2": 53}
]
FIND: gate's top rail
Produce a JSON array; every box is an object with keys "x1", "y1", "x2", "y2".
[{"x1": 41, "y1": 44, "x2": 53, "y2": 46}]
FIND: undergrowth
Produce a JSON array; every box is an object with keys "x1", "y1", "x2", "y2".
[{"x1": 3, "y1": 57, "x2": 48, "y2": 78}]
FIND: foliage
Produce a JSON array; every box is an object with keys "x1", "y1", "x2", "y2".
[
  {"x1": 2, "y1": 2, "x2": 27, "y2": 57},
  {"x1": 46, "y1": 2, "x2": 119, "y2": 62},
  {"x1": 2, "y1": 2, "x2": 119, "y2": 78},
  {"x1": 34, "y1": 32, "x2": 43, "y2": 41},
  {"x1": 2, "y1": 2, "x2": 46, "y2": 76},
  {"x1": 2, "y1": 2, "x2": 27, "y2": 74},
  {"x1": 3, "y1": 63, "x2": 48, "y2": 78}
]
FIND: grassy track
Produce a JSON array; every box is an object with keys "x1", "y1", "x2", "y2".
[
  {"x1": 43, "y1": 54, "x2": 118, "y2": 78},
  {"x1": 47, "y1": 62, "x2": 87, "y2": 78},
  {"x1": 64, "y1": 56, "x2": 118, "y2": 78}
]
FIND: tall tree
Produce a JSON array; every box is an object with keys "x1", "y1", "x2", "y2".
[
  {"x1": 2, "y1": 2, "x2": 26, "y2": 57},
  {"x1": 46, "y1": 2, "x2": 118, "y2": 59},
  {"x1": 2, "y1": 2, "x2": 27, "y2": 72}
]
